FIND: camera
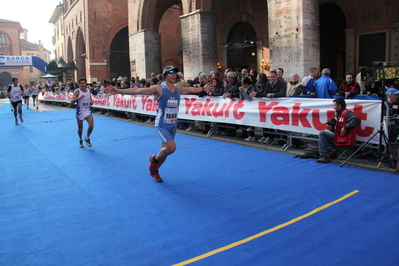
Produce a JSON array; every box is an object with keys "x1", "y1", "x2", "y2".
[{"x1": 360, "y1": 67, "x2": 374, "y2": 83}]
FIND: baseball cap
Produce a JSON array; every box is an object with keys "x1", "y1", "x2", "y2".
[
  {"x1": 386, "y1": 88, "x2": 399, "y2": 95},
  {"x1": 163, "y1": 65, "x2": 179, "y2": 75}
]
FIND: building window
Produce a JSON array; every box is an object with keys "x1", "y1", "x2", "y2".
[{"x1": 0, "y1": 33, "x2": 6, "y2": 44}]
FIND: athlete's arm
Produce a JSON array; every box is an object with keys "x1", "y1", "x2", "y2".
[
  {"x1": 107, "y1": 85, "x2": 161, "y2": 98},
  {"x1": 70, "y1": 90, "x2": 83, "y2": 104},
  {"x1": 179, "y1": 83, "x2": 214, "y2": 95}
]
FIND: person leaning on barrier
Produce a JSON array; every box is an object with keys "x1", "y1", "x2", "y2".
[
  {"x1": 302, "y1": 67, "x2": 318, "y2": 96},
  {"x1": 315, "y1": 68, "x2": 337, "y2": 98},
  {"x1": 238, "y1": 77, "x2": 257, "y2": 141},
  {"x1": 286, "y1": 73, "x2": 303, "y2": 96},
  {"x1": 254, "y1": 73, "x2": 268, "y2": 97},
  {"x1": 258, "y1": 70, "x2": 287, "y2": 144},
  {"x1": 337, "y1": 73, "x2": 360, "y2": 99},
  {"x1": 316, "y1": 98, "x2": 361, "y2": 163},
  {"x1": 222, "y1": 71, "x2": 242, "y2": 136}
]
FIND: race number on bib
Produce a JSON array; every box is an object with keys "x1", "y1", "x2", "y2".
[{"x1": 164, "y1": 108, "x2": 178, "y2": 124}]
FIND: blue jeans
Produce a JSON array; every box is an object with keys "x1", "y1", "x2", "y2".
[{"x1": 318, "y1": 130, "x2": 337, "y2": 156}]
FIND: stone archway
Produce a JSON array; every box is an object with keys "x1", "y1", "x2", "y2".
[{"x1": 226, "y1": 21, "x2": 257, "y2": 72}]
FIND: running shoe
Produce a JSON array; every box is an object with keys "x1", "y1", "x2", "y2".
[
  {"x1": 79, "y1": 140, "x2": 83, "y2": 148},
  {"x1": 148, "y1": 155, "x2": 159, "y2": 176},
  {"x1": 152, "y1": 172, "x2": 163, "y2": 183},
  {"x1": 258, "y1": 137, "x2": 266, "y2": 143},
  {"x1": 84, "y1": 137, "x2": 92, "y2": 147}
]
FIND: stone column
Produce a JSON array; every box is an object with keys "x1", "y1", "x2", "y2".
[
  {"x1": 344, "y1": 28, "x2": 355, "y2": 75},
  {"x1": 180, "y1": 10, "x2": 217, "y2": 80},
  {"x1": 391, "y1": 22, "x2": 399, "y2": 62},
  {"x1": 267, "y1": 0, "x2": 320, "y2": 80},
  {"x1": 128, "y1": 30, "x2": 161, "y2": 79}
]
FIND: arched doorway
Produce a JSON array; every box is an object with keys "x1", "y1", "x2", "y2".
[
  {"x1": 110, "y1": 27, "x2": 130, "y2": 79},
  {"x1": 319, "y1": 3, "x2": 346, "y2": 80},
  {"x1": 0, "y1": 71, "x2": 12, "y2": 87},
  {"x1": 75, "y1": 28, "x2": 86, "y2": 79},
  {"x1": 226, "y1": 21, "x2": 257, "y2": 71}
]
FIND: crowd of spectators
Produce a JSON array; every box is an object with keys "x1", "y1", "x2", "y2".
[{"x1": 36, "y1": 65, "x2": 399, "y2": 150}]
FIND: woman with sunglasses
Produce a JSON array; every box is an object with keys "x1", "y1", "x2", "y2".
[{"x1": 107, "y1": 65, "x2": 213, "y2": 182}]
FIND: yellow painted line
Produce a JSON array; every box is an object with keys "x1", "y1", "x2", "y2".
[{"x1": 173, "y1": 190, "x2": 359, "y2": 266}]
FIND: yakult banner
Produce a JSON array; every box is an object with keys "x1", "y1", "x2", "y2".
[
  {"x1": 0, "y1": 56, "x2": 33, "y2": 66},
  {"x1": 39, "y1": 92, "x2": 382, "y2": 144}
]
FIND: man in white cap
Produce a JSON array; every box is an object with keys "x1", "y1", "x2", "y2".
[{"x1": 108, "y1": 66, "x2": 213, "y2": 182}]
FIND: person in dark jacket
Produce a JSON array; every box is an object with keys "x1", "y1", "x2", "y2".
[
  {"x1": 338, "y1": 73, "x2": 360, "y2": 99},
  {"x1": 265, "y1": 70, "x2": 286, "y2": 98}
]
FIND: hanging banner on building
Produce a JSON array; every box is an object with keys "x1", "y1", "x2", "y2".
[
  {"x1": 0, "y1": 56, "x2": 33, "y2": 66},
  {"x1": 39, "y1": 92, "x2": 382, "y2": 144}
]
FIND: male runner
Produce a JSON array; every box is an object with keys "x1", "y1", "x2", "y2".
[
  {"x1": 31, "y1": 83, "x2": 39, "y2": 109},
  {"x1": 71, "y1": 78, "x2": 94, "y2": 148},
  {"x1": 23, "y1": 84, "x2": 30, "y2": 108},
  {"x1": 108, "y1": 66, "x2": 213, "y2": 182},
  {"x1": 7, "y1": 78, "x2": 24, "y2": 125}
]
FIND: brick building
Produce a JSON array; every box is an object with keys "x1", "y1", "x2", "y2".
[
  {"x1": 55, "y1": 0, "x2": 399, "y2": 82},
  {"x1": 0, "y1": 19, "x2": 51, "y2": 87}
]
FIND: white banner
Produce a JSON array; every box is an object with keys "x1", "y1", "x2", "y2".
[
  {"x1": 39, "y1": 92, "x2": 382, "y2": 144},
  {"x1": 0, "y1": 55, "x2": 32, "y2": 66}
]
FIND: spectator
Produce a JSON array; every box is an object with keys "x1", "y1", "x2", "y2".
[
  {"x1": 241, "y1": 68, "x2": 249, "y2": 81},
  {"x1": 286, "y1": 73, "x2": 303, "y2": 96},
  {"x1": 198, "y1": 73, "x2": 208, "y2": 87},
  {"x1": 258, "y1": 71, "x2": 286, "y2": 143},
  {"x1": 316, "y1": 98, "x2": 361, "y2": 163},
  {"x1": 193, "y1": 72, "x2": 202, "y2": 84},
  {"x1": 237, "y1": 77, "x2": 257, "y2": 141},
  {"x1": 235, "y1": 68, "x2": 242, "y2": 80},
  {"x1": 223, "y1": 71, "x2": 241, "y2": 99},
  {"x1": 265, "y1": 70, "x2": 286, "y2": 98},
  {"x1": 249, "y1": 69, "x2": 257, "y2": 84},
  {"x1": 302, "y1": 67, "x2": 318, "y2": 96},
  {"x1": 157, "y1": 74, "x2": 164, "y2": 84},
  {"x1": 276, "y1": 67, "x2": 287, "y2": 90},
  {"x1": 315, "y1": 68, "x2": 337, "y2": 98},
  {"x1": 207, "y1": 77, "x2": 224, "y2": 96},
  {"x1": 356, "y1": 66, "x2": 366, "y2": 94},
  {"x1": 175, "y1": 72, "x2": 186, "y2": 87},
  {"x1": 222, "y1": 71, "x2": 242, "y2": 136},
  {"x1": 254, "y1": 73, "x2": 268, "y2": 98},
  {"x1": 337, "y1": 73, "x2": 360, "y2": 99}
]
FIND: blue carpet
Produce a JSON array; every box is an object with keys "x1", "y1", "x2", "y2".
[{"x1": 1, "y1": 102, "x2": 399, "y2": 265}]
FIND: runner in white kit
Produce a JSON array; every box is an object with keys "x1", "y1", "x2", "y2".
[{"x1": 71, "y1": 78, "x2": 94, "y2": 148}]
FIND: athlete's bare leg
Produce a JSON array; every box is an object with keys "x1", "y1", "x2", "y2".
[{"x1": 155, "y1": 140, "x2": 176, "y2": 169}]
